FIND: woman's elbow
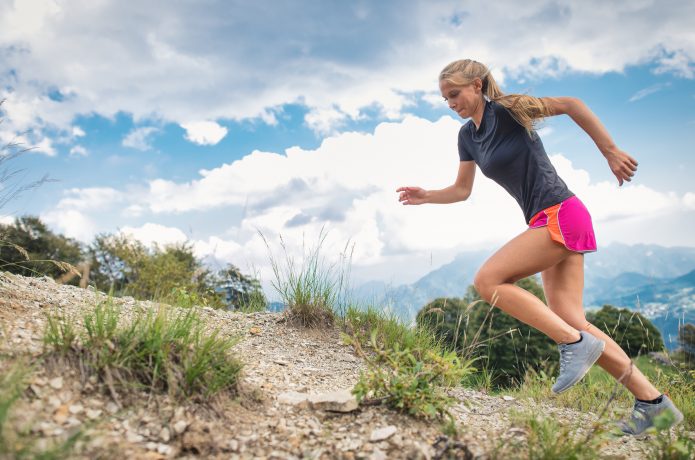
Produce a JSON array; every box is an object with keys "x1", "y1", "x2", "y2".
[{"x1": 459, "y1": 188, "x2": 472, "y2": 202}]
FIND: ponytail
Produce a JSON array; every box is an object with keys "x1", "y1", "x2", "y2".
[{"x1": 439, "y1": 59, "x2": 552, "y2": 134}]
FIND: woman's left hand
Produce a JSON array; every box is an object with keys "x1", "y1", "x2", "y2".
[{"x1": 604, "y1": 147, "x2": 638, "y2": 186}]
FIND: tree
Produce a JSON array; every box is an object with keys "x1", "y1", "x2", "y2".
[
  {"x1": 87, "y1": 234, "x2": 220, "y2": 305},
  {"x1": 212, "y1": 264, "x2": 267, "y2": 310},
  {"x1": 0, "y1": 216, "x2": 83, "y2": 283},
  {"x1": 678, "y1": 323, "x2": 695, "y2": 365},
  {"x1": 417, "y1": 276, "x2": 557, "y2": 388},
  {"x1": 586, "y1": 305, "x2": 664, "y2": 357}
]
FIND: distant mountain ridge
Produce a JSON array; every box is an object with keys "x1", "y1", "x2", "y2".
[{"x1": 354, "y1": 243, "x2": 695, "y2": 348}]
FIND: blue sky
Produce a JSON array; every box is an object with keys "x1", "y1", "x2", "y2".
[{"x1": 1, "y1": 0, "x2": 694, "y2": 290}]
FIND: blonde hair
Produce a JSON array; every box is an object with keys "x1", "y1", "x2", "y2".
[{"x1": 439, "y1": 59, "x2": 551, "y2": 133}]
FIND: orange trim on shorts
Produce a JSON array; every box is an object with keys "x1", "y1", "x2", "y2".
[{"x1": 533, "y1": 202, "x2": 566, "y2": 248}]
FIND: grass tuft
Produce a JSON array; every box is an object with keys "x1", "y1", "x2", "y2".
[
  {"x1": 261, "y1": 229, "x2": 352, "y2": 328},
  {"x1": 43, "y1": 298, "x2": 243, "y2": 402}
]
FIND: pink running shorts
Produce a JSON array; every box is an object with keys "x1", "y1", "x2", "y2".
[{"x1": 528, "y1": 196, "x2": 597, "y2": 253}]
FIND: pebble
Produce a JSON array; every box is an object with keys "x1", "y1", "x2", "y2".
[{"x1": 49, "y1": 377, "x2": 64, "y2": 390}]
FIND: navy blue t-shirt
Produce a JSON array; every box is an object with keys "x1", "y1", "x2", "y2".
[{"x1": 458, "y1": 100, "x2": 574, "y2": 224}]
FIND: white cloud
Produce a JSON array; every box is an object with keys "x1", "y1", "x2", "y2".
[
  {"x1": 684, "y1": 192, "x2": 695, "y2": 210},
  {"x1": 0, "y1": 215, "x2": 15, "y2": 225},
  {"x1": 42, "y1": 209, "x2": 97, "y2": 242},
  {"x1": 629, "y1": 83, "x2": 670, "y2": 102},
  {"x1": 0, "y1": 0, "x2": 692, "y2": 138},
  {"x1": 72, "y1": 126, "x2": 85, "y2": 137},
  {"x1": 69, "y1": 145, "x2": 88, "y2": 156},
  {"x1": 120, "y1": 223, "x2": 188, "y2": 247},
  {"x1": 33, "y1": 137, "x2": 56, "y2": 156},
  {"x1": 181, "y1": 121, "x2": 228, "y2": 146},
  {"x1": 122, "y1": 127, "x2": 160, "y2": 151},
  {"x1": 35, "y1": 115, "x2": 695, "y2": 283}
]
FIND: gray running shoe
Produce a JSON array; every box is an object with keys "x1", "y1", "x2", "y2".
[
  {"x1": 551, "y1": 331, "x2": 605, "y2": 394},
  {"x1": 618, "y1": 395, "x2": 684, "y2": 436}
]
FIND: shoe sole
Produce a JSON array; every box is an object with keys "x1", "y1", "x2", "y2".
[{"x1": 552, "y1": 340, "x2": 606, "y2": 394}]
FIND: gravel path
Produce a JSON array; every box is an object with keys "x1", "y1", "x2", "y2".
[{"x1": 0, "y1": 272, "x2": 674, "y2": 458}]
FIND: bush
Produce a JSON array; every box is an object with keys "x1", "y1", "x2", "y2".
[
  {"x1": 87, "y1": 234, "x2": 224, "y2": 307},
  {"x1": 44, "y1": 299, "x2": 243, "y2": 401},
  {"x1": 348, "y1": 329, "x2": 472, "y2": 420},
  {"x1": 417, "y1": 277, "x2": 557, "y2": 388},
  {"x1": 0, "y1": 216, "x2": 82, "y2": 282},
  {"x1": 586, "y1": 304, "x2": 664, "y2": 357},
  {"x1": 678, "y1": 323, "x2": 695, "y2": 366}
]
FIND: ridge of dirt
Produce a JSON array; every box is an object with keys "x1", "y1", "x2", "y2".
[{"x1": 0, "y1": 272, "x2": 666, "y2": 458}]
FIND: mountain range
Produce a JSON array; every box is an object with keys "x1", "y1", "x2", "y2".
[{"x1": 353, "y1": 243, "x2": 695, "y2": 350}]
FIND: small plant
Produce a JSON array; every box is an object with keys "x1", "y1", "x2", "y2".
[
  {"x1": 349, "y1": 331, "x2": 473, "y2": 420},
  {"x1": 237, "y1": 286, "x2": 268, "y2": 313},
  {"x1": 646, "y1": 411, "x2": 695, "y2": 460},
  {"x1": 43, "y1": 298, "x2": 243, "y2": 402},
  {"x1": 260, "y1": 229, "x2": 352, "y2": 327},
  {"x1": 498, "y1": 410, "x2": 607, "y2": 460}
]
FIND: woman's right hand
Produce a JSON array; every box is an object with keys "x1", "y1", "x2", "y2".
[{"x1": 396, "y1": 186, "x2": 428, "y2": 205}]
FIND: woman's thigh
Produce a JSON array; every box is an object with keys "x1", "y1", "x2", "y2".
[
  {"x1": 541, "y1": 253, "x2": 586, "y2": 325},
  {"x1": 475, "y1": 227, "x2": 572, "y2": 290}
]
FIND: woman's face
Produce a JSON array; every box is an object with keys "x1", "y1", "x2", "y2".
[{"x1": 439, "y1": 78, "x2": 483, "y2": 119}]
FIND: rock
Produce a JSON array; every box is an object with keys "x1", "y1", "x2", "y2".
[
  {"x1": 86, "y1": 409, "x2": 102, "y2": 420},
  {"x1": 249, "y1": 326, "x2": 262, "y2": 335},
  {"x1": 69, "y1": 403, "x2": 84, "y2": 414},
  {"x1": 370, "y1": 426, "x2": 397, "y2": 442},
  {"x1": 106, "y1": 402, "x2": 119, "y2": 414},
  {"x1": 49, "y1": 377, "x2": 63, "y2": 390},
  {"x1": 308, "y1": 390, "x2": 358, "y2": 413},
  {"x1": 502, "y1": 395, "x2": 515, "y2": 401},
  {"x1": 173, "y1": 420, "x2": 188, "y2": 435},
  {"x1": 370, "y1": 449, "x2": 387, "y2": 460},
  {"x1": 159, "y1": 427, "x2": 171, "y2": 442},
  {"x1": 278, "y1": 391, "x2": 309, "y2": 409},
  {"x1": 126, "y1": 431, "x2": 145, "y2": 443},
  {"x1": 274, "y1": 359, "x2": 290, "y2": 366},
  {"x1": 53, "y1": 405, "x2": 69, "y2": 424}
]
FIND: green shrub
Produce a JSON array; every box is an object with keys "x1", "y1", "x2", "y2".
[
  {"x1": 350, "y1": 331, "x2": 472, "y2": 420},
  {"x1": 44, "y1": 299, "x2": 243, "y2": 401},
  {"x1": 587, "y1": 304, "x2": 664, "y2": 357},
  {"x1": 418, "y1": 277, "x2": 557, "y2": 389}
]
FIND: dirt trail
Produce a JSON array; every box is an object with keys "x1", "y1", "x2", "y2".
[{"x1": 0, "y1": 272, "x2": 659, "y2": 458}]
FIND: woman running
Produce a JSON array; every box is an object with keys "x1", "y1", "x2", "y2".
[{"x1": 397, "y1": 59, "x2": 683, "y2": 435}]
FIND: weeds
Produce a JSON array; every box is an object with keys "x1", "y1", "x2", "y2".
[
  {"x1": 43, "y1": 298, "x2": 243, "y2": 402},
  {"x1": 646, "y1": 411, "x2": 695, "y2": 459},
  {"x1": 260, "y1": 228, "x2": 352, "y2": 327},
  {"x1": 493, "y1": 410, "x2": 608, "y2": 460}
]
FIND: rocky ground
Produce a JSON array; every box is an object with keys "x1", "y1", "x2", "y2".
[{"x1": 0, "y1": 271, "x2": 683, "y2": 459}]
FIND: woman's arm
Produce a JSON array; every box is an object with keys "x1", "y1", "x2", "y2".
[
  {"x1": 397, "y1": 161, "x2": 475, "y2": 205},
  {"x1": 542, "y1": 96, "x2": 638, "y2": 186}
]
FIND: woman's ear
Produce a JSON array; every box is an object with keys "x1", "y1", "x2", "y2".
[{"x1": 473, "y1": 78, "x2": 483, "y2": 93}]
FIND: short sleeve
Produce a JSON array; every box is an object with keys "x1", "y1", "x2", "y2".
[{"x1": 458, "y1": 127, "x2": 473, "y2": 162}]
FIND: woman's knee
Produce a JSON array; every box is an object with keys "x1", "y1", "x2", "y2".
[{"x1": 473, "y1": 269, "x2": 499, "y2": 302}]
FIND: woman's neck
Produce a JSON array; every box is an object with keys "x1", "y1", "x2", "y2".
[{"x1": 471, "y1": 96, "x2": 486, "y2": 130}]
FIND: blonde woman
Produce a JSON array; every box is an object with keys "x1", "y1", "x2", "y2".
[{"x1": 397, "y1": 59, "x2": 683, "y2": 435}]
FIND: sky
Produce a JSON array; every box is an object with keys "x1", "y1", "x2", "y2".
[{"x1": 1, "y1": 0, "x2": 694, "y2": 295}]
